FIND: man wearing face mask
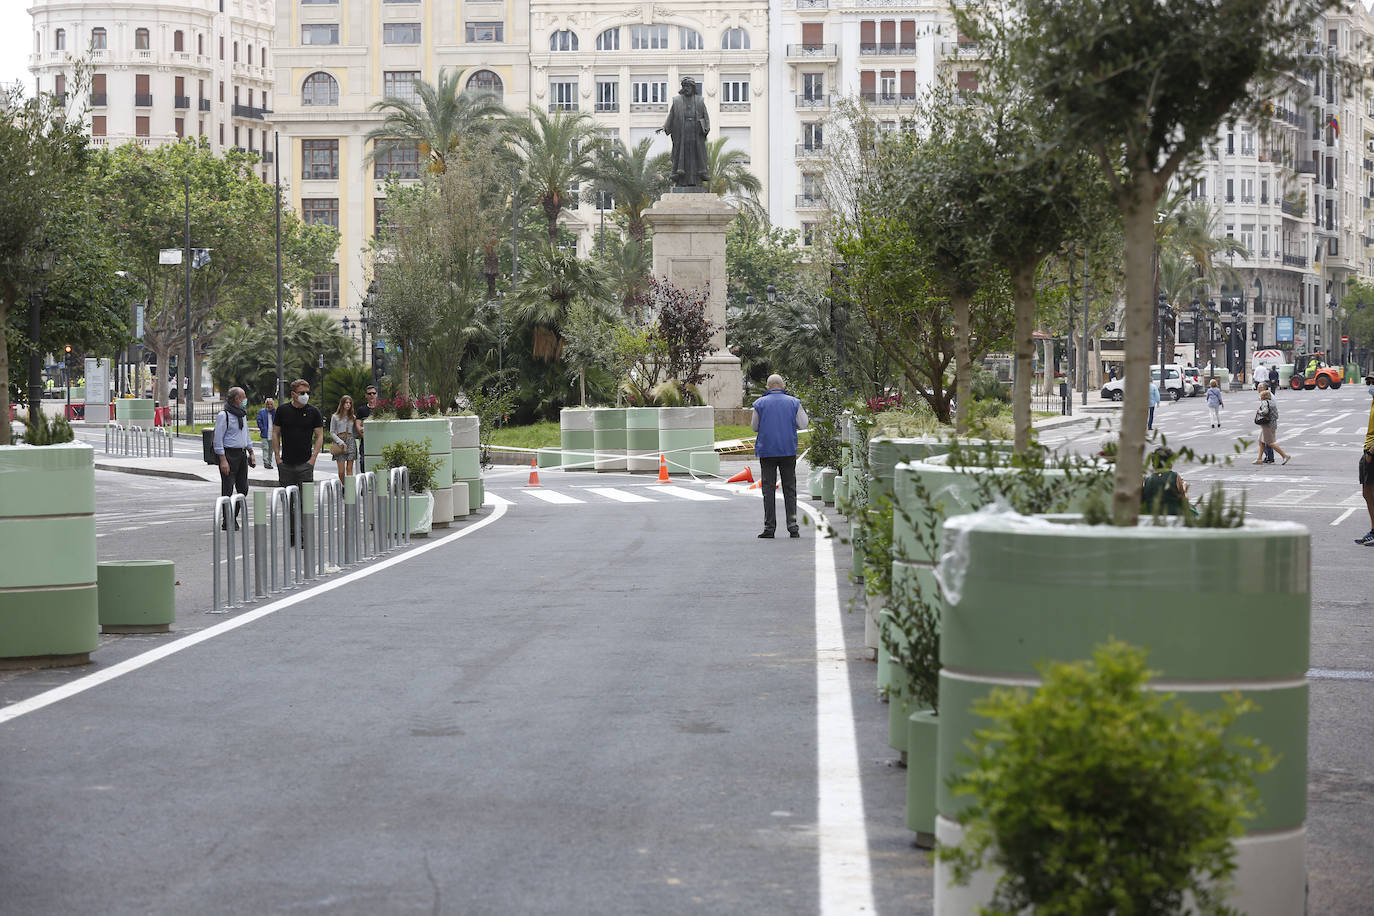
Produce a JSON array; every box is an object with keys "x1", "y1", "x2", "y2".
[
  {"x1": 1356, "y1": 373, "x2": 1374, "y2": 546},
  {"x1": 213, "y1": 387, "x2": 256, "y2": 530},
  {"x1": 272, "y1": 378, "x2": 324, "y2": 497}
]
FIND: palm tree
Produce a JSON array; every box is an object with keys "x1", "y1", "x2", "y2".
[
  {"x1": 595, "y1": 231, "x2": 653, "y2": 315},
  {"x1": 364, "y1": 68, "x2": 507, "y2": 175},
  {"x1": 511, "y1": 243, "x2": 612, "y2": 361},
  {"x1": 514, "y1": 107, "x2": 602, "y2": 242},
  {"x1": 704, "y1": 136, "x2": 763, "y2": 219},
  {"x1": 589, "y1": 138, "x2": 671, "y2": 244}
]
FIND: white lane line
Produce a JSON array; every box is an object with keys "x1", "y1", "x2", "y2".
[
  {"x1": 654, "y1": 485, "x2": 728, "y2": 502},
  {"x1": 0, "y1": 501, "x2": 510, "y2": 726},
  {"x1": 483, "y1": 493, "x2": 513, "y2": 507},
  {"x1": 1320, "y1": 427, "x2": 1346, "y2": 435},
  {"x1": 1309, "y1": 667, "x2": 1374, "y2": 681},
  {"x1": 802, "y1": 500, "x2": 875, "y2": 915},
  {"x1": 1327, "y1": 411, "x2": 1353, "y2": 424},
  {"x1": 1332, "y1": 507, "x2": 1357, "y2": 526},
  {"x1": 583, "y1": 487, "x2": 657, "y2": 503},
  {"x1": 521, "y1": 488, "x2": 585, "y2": 504}
]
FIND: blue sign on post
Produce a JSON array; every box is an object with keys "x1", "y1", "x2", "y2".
[{"x1": 1276, "y1": 316, "x2": 1294, "y2": 343}]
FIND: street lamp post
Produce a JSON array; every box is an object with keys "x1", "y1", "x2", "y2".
[
  {"x1": 26, "y1": 249, "x2": 54, "y2": 423},
  {"x1": 1157, "y1": 292, "x2": 1170, "y2": 394}
]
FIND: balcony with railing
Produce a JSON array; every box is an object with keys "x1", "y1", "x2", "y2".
[
  {"x1": 794, "y1": 93, "x2": 830, "y2": 110},
  {"x1": 796, "y1": 194, "x2": 827, "y2": 209},
  {"x1": 90, "y1": 92, "x2": 107, "y2": 107},
  {"x1": 1280, "y1": 199, "x2": 1304, "y2": 216},
  {"x1": 1297, "y1": 161, "x2": 1317, "y2": 175},
  {"x1": 859, "y1": 91, "x2": 917, "y2": 106},
  {"x1": 795, "y1": 144, "x2": 825, "y2": 158},
  {"x1": 175, "y1": 95, "x2": 190, "y2": 109},
  {"x1": 859, "y1": 42, "x2": 917, "y2": 56},
  {"x1": 548, "y1": 101, "x2": 579, "y2": 112},
  {"x1": 1282, "y1": 253, "x2": 1308, "y2": 268},
  {"x1": 786, "y1": 43, "x2": 838, "y2": 60},
  {"x1": 796, "y1": 0, "x2": 829, "y2": 7},
  {"x1": 134, "y1": 93, "x2": 153, "y2": 107},
  {"x1": 262, "y1": 151, "x2": 274, "y2": 164},
  {"x1": 199, "y1": 98, "x2": 211, "y2": 111},
  {"x1": 594, "y1": 101, "x2": 618, "y2": 112},
  {"x1": 231, "y1": 104, "x2": 269, "y2": 120}
]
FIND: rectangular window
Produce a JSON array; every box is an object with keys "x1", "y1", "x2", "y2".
[
  {"x1": 374, "y1": 199, "x2": 389, "y2": 236},
  {"x1": 175, "y1": 117, "x2": 184, "y2": 139},
  {"x1": 880, "y1": 71, "x2": 896, "y2": 100},
  {"x1": 301, "y1": 24, "x2": 339, "y2": 45},
  {"x1": 301, "y1": 198, "x2": 340, "y2": 228},
  {"x1": 233, "y1": 41, "x2": 238, "y2": 61},
  {"x1": 630, "y1": 25, "x2": 668, "y2": 50},
  {"x1": 550, "y1": 81, "x2": 577, "y2": 111},
  {"x1": 631, "y1": 79, "x2": 668, "y2": 104},
  {"x1": 803, "y1": 22, "x2": 825, "y2": 48},
  {"x1": 92, "y1": 115, "x2": 106, "y2": 137},
  {"x1": 219, "y1": 80, "x2": 224, "y2": 102},
  {"x1": 802, "y1": 73, "x2": 824, "y2": 99},
  {"x1": 721, "y1": 79, "x2": 749, "y2": 103},
  {"x1": 384, "y1": 22, "x2": 421, "y2": 44},
  {"x1": 373, "y1": 144, "x2": 421, "y2": 179},
  {"x1": 465, "y1": 22, "x2": 503, "y2": 43},
  {"x1": 233, "y1": 126, "x2": 240, "y2": 148},
  {"x1": 174, "y1": 30, "x2": 183, "y2": 52},
  {"x1": 801, "y1": 173, "x2": 823, "y2": 200},
  {"x1": 301, "y1": 139, "x2": 339, "y2": 180},
  {"x1": 383, "y1": 71, "x2": 421, "y2": 103},
  {"x1": 595, "y1": 79, "x2": 619, "y2": 112},
  {"x1": 136, "y1": 116, "x2": 150, "y2": 138},
  {"x1": 801, "y1": 222, "x2": 816, "y2": 247},
  {"x1": 803, "y1": 122, "x2": 823, "y2": 149},
  {"x1": 55, "y1": 29, "x2": 65, "y2": 51},
  {"x1": 311, "y1": 270, "x2": 340, "y2": 309},
  {"x1": 219, "y1": 36, "x2": 224, "y2": 59},
  {"x1": 301, "y1": 0, "x2": 339, "y2": 4},
  {"x1": 956, "y1": 70, "x2": 978, "y2": 92}
]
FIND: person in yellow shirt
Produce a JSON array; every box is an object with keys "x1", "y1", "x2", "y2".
[{"x1": 1358, "y1": 373, "x2": 1374, "y2": 546}]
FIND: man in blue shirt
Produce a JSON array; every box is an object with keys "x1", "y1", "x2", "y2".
[
  {"x1": 256, "y1": 397, "x2": 275, "y2": 469},
  {"x1": 751, "y1": 374, "x2": 809, "y2": 539},
  {"x1": 1148, "y1": 378, "x2": 1160, "y2": 430},
  {"x1": 214, "y1": 386, "x2": 256, "y2": 529}
]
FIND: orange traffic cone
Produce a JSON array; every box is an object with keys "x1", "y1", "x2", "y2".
[
  {"x1": 657, "y1": 453, "x2": 671, "y2": 483},
  {"x1": 526, "y1": 458, "x2": 541, "y2": 487},
  {"x1": 727, "y1": 466, "x2": 754, "y2": 485}
]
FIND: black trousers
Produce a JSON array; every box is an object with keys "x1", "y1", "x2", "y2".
[
  {"x1": 759, "y1": 455, "x2": 798, "y2": 533},
  {"x1": 277, "y1": 461, "x2": 315, "y2": 543},
  {"x1": 219, "y1": 447, "x2": 249, "y2": 525}
]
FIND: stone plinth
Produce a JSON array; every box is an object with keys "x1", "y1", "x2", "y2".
[{"x1": 643, "y1": 191, "x2": 743, "y2": 409}]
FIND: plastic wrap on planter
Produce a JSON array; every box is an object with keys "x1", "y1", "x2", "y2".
[
  {"x1": 451, "y1": 447, "x2": 481, "y2": 481},
  {"x1": 689, "y1": 450, "x2": 720, "y2": 477},
  {"x1": 448, "y1": 415, "x2": 480, "y2": 449},
  {"x1": 114, "y1": 398, "x2": 156, "y2": 428}
]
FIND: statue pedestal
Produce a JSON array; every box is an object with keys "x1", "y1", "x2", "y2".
[{"x1": 643, "y1": 191, "x2": 743, "y2": 410}]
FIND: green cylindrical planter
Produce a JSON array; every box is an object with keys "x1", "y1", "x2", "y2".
[
  {"x1": 820, "y1": 468, "x2": 836, "y2": 505},
  {"x1": 451, "y1": 447, "x2": 481, "y2": 481},
  {"x1": 362, "y1": 418, "x2": 454, "y2": 490},
  {"x1": 114, "y1": 398, "x2": 156, "y2": 427},
  {"x1": 625, "y1": 407, "x2": 660, "y2": 472},
  {"x1": 560, "y1": 409, "x2": 595, "y2": 470},
  {"x1": 906, "y1": 710, "x2": 938, "y2": 847},
  {"x1": 933, "y1": 515, "x2": 1310, "y2": 916},
  {"x1": 689, "y1": 450, "x2": 720, "y2": 477},
  {"x1": 834, "y1": 474, "x2": 849, "y2": 513},
  {"x1": 658, "y1": 406, "x2": 714, "y2": 475},
  {"x1": 592, "y1": 407, "x2": 628, "y2": 472},
  {"x1": 407, "y1": 492, "x2": 433, "y2": 536},
  {"x1": 807, "y1": 466, "x2": 824, "y2": 500},
  {"x1": 0, "y1": 443, "x2": 98, "y2": 667},
  {"x1": 536, "y1": 447, "x2": 562, "y2": 469},
  {"x1": 98, "y1": 560, "x2": 175, "y2": 633}
]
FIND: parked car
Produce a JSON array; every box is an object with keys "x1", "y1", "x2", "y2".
[
  {"x1": 1181, "y1": 366, "x2": 1203, "y2": 396},
  {"x1": 1099, "y1": 365, "x2": 1188, "y2": 401}
]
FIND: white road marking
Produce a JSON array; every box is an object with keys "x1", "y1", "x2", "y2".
[
  {"x1": 1320, "y1": 428, "x2": 1346, "y2": 435},
  {"x1": 0, "y1": 500, "x2": 510, "y2": 726},
  {"x1": 521, "y1": 488, "x2": 585, "y2": 504},
  {"x1": 1332, "y1": 507, "x2": 1357, "y2": 526},
  {"x1": 654, "y1": 485, "x2": 728, "y2": 502},
  {"x1": 583, "y1": 487, "x2": 656, "y2": 503},
  {"x1": 800, "y1": 500, "x2": 875, "y2": 915},
  {"x1": 483, "y1": 493, "x2": 513, "y2": 507}
]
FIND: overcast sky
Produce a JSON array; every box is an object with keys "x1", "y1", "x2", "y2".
[{"x1": 0, "y1": 3, "x2": 34, "y2": 92}]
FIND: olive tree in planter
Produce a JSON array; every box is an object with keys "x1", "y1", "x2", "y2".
[
  {"x1": 377, "y1": 437, "x2": 442, "y2": 537},
  {"x1": 795, "y1": 366, "x2": 843, "y2": 498}
]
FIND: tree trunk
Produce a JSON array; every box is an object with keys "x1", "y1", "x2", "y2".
[
  {"x1": 580, "y1": 368, "x2": 586, "y2": 406},
  {"x1": 1010, "y1": 263, "x2": 1037, "y2": 455},
  {"x1": 1113, "y1": 186, "x2": 1159, "y2": 526},
  {"x1": 0, "y1": 299, "x2": 11, "y2": 445},
  {"x1": 952, "y1": 292, "x2": 972, "y2": 436},
  {"x1": 400, "y1": 344, "x2": 411, "y2": 401},
  {"x1": 151, "y1": 346, "x2": 168, "y2": 409}
]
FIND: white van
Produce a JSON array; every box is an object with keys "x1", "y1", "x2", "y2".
[{"x1": 1099, "y1": 364, "x2": 1190, "y2": 401}]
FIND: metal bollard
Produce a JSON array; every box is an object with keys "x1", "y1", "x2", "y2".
[
  {"x1": 252, "y1": 490, "x2": 268, "y2": 599},
  {"x1": 355, "y1": 471, "x2": 377, "y2": 559},
  {"x1": 211, "y1": 493, "x2": 249, "y2": 613},
  {"x1": 343, "y1": 475, "x2": 358, "y2": 566},
  {"x1": 388, "y1": 467, "x2": 412, "y2": 547},
  {"x1": 316, "y1": 478, "x2": 342, "y2": 572},
  {"x1": 299, "y1": 482, "x2": 315, "y2": 581},
  {"x1": 266, "y1": 485, "x2": 298, "y2": 591}
]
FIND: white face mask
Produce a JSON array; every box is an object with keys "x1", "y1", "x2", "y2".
[
  {"x1": 295, "y1": 393, "x2": 309, "y2": 406},
  {"x1": 1367, "y1": 385, "x2": 1374, "y2": 398}
]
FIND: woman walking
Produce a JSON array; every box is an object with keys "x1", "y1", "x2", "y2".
[
  {"x1": 1205, "y1": 378, "x2": 1224, "y2": 428},
  {"x1": 1253, "y1": 388, "x2": 1291, "y2": 465},
  {"x1": 329, "y1": 395, "x2": 362, "y2": 481}
]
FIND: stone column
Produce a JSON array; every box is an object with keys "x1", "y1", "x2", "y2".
[{"x1": 643, "y1": 191, "x2": 744, "y2": 409}]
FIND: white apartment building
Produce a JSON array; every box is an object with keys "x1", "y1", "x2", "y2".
[{"x1": 27, "y1": 0, "x2": 275, "y2": 182}]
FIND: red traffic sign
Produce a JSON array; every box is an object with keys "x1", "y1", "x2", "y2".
[{"x1": 1342, "y1": 335, "x2": 1350, "y2": 343}]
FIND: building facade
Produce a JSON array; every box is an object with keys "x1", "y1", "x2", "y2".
[{"x1": 28, "y1": 0, "x2": 275, "y2": 182}]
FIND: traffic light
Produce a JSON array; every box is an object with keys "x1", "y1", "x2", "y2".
[{"x1": 63, "y1": 345, "x2": 72, "y2": 355}]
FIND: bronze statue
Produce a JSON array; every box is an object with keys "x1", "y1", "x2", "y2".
[{"x1": 659, "y1": 77, "x2": 710, "y2": 188}]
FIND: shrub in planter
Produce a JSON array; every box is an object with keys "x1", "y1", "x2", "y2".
[
  {"x1": 22, "y1": 412, "x2": 75, "y2": 445},
  {"x1": 940, "y1": 641, "x2": 1272, "y2": 916},
  {"x1": 377, "y1": 437, "x2": 442, "y2": 494}
]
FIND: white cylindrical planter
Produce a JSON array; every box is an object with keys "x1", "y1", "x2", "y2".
[
  {"x1": 657, "y1": 406, "x2": 714, "y2": 475},
  {"x1": 625, "y1": 407, "x2": 660, "y2": 472},
  {"x1": 450, "y1": 482, "x2": 470, "y2": 519},
  {"x1": 448, "y1": 415, "x2": 480, "y2": 449}
]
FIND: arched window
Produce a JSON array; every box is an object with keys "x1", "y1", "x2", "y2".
[
  {"x1": 550, "y1": 30, "x2": 578, "y2": 51},
  {"x1": 466, "y1": 69, "x2": 503, "y2": 100},
  {"x1": 91, "y1": 27, "x2": 107, "y2": 50},
  {"x1": 721, "y1": 27, "x2": 750, "y2": 50},
  {"x1": 135, "y1": 28, "x2": 150, "y2": 50},
  {"x1": 596, "y1": 28, "x2": 619, "y2": 51},
  {"x1": 301, "y1": 71, "x2": 339, "y2": 107},
  {"x1": 680, "y1": 28, "x2": 703, "y2": 50},
  {"x1": 54, "y1": 29, "x2": 66, "y2": 51}
]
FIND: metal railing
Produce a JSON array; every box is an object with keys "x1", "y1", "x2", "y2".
[
  {"x1": 104, "y1": 422, "x2": 174, "y2": 457},
  {"x1": 210, "y1": 471, "x2": 417, "y2": 613}
]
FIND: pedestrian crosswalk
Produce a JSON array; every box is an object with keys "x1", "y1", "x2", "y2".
[{"x1": 488, "y1": 479, "x2": 747, "y2": 507}]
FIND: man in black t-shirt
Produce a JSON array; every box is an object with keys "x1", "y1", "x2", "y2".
[
  {"x1": 354, "y1": 385, "x2": 377, "y2": 471},
  {"x1": 272, "y1": 378, "x2": 324, "y2": 489}
]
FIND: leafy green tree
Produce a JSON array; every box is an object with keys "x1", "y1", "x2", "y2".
[
  {"x1": 320, "y1": 365, "x2": 373, "y2": 415},
  {"x1": 208, "y1": 309, "x2": 357, "y2": 399},
  {"x1": 963, "y1": 0, "x2": 1350, "y2": 522},
  {"x1": 1341, "y1": 279, "x2": 1374, "y2": 362},
  {"x1": 560, "y1": 299, "x2": 620, "y2": 405},
  {"x1": 942, "y1": 641, "x2": 1271, "y2": 915},
  {"x1": 589, "y1": 137, "x2": 671, "y2": 244},
  {"x1": 514, "y1": 107, "x2": 601, "y2": 243},
  {"x1": 704, "y1": 136, "x2": 763, "y2": 220},
  {"x1": 510, "y1": 243, "x2": 611, "y2": 363},
  {"x1": 93, "y1": 140, "x2": 336, "y2": 407},
  {"x1": 591, "y1": 230, "x2": 652, "y2": 315},
  {"x1": 0, "y1": 86, "x2": 90, "y2": 441},
  {"x1": 364, "y1": 67, "x2": 507, "y2": 175}
]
